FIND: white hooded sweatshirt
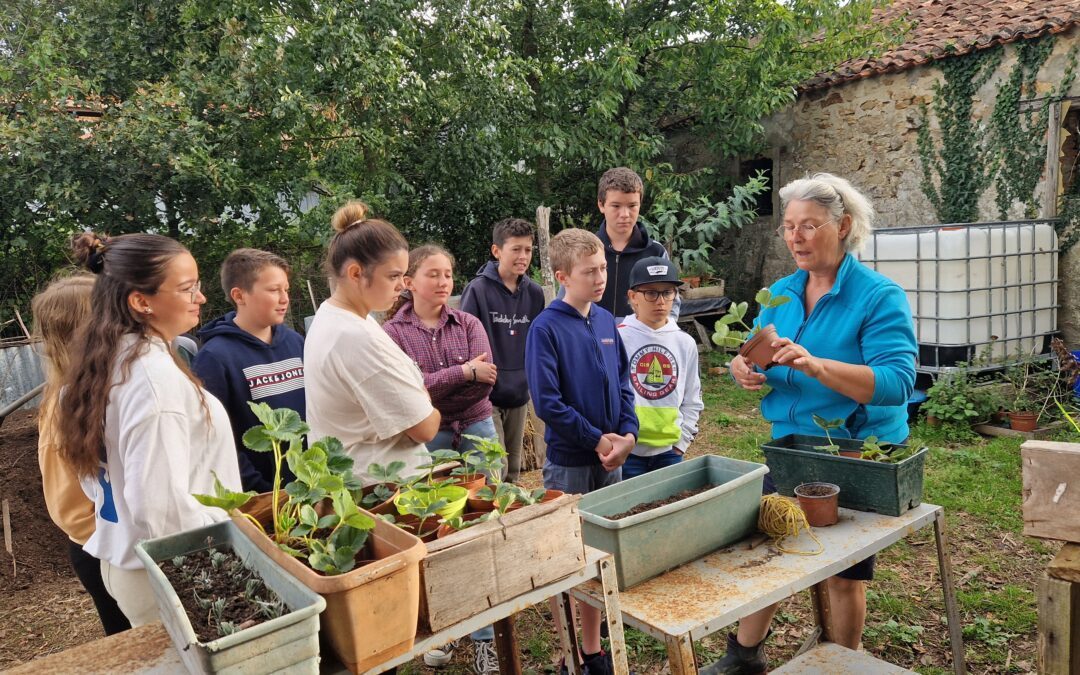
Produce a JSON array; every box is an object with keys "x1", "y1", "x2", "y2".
[{"x1": 617, "y1": 316, "x2": 703, "y2": 456}]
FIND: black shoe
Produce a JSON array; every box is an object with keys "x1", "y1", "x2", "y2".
[
  {"x1": 582, "y1": 650, "x2": 614, "y2": 675},
  {"x1": 699, "y1": 632, "x2": 768, "y2": 675}
]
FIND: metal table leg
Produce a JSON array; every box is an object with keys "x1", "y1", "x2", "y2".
[
  {"x1": 934, "y1": 510, "x2": 967, "y2": 674},
  {"x1": 665, "y1": 633, "x2": 698, "y2": 674}
]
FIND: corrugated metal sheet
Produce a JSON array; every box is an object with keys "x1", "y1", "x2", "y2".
[{"x1": 0, "y1": 343, "x2": 45, "y2": 410}]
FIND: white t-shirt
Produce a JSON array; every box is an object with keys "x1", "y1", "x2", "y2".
[
  {"x1": 81, "y1": 334, "x2": 241, "y2": 570},
  {"x1": 305, "y1": 302, "x2": 433, "y2": 484}
]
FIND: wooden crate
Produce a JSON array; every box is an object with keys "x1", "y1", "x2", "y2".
[
  {"x1": 1022, "y1": 441, "x2": 1080, "y2": 542},
  {"x1": 418, "y1": 493, "x2": 585, "y2": 632}
]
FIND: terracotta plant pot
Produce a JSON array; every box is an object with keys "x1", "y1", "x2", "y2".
[
  {"x1": 926, "y1": 414, "x2": 941, "y2": 427},
  {"x1": 838, "y1": 450, "x2": 862, "y2": 459},
  {"x1": 794, "y1": 482, "x2": 840, "y2": 527},
  {"x1": 359, "y1": 482, "x2": 399, "y2": 516},
  {"x1": 466, "y1": 495, "x2": 496, "y2": 513},
  {"x1": 739, "y1": 324, "x2": 781, "y2": 370},
  {"x1": 1008, "y1": 411, "x2": 1038, "y2": 432},
  {"x1": 680, "y1": 275, "x2": 701, "y2": 288},
  {"x1": 505, "y1": 488, "x2": 566, "y2": 512},
  {"x1": 393, "y1": 513, "x2": 442, "y2": 542},
  {"x1": 234, "y1": 492, "x2": 425, "y2": 674},
  {"x1": 451, "y1": 472, "x2": 487, "y2": 497},
  {"x1": 435, "y1": 511, "x2": 490, "y2": 539}
]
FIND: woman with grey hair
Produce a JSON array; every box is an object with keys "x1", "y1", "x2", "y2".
[{"x1": 706, "y1": 173, "x2": 917, "y2": 674}]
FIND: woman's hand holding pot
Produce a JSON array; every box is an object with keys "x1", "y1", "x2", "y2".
[
  {"x1": 730, "y1": 354, "x2": 766, "y2": 390},
  {"x1": 771, "y1": 338, "x2": 825, "y2": 378}
]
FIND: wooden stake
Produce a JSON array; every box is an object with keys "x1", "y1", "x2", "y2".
[
  {"x1": 2, "y1": 498, "x2": 10, "y2": 555},
  {"x1": 13, "y1": 308, "x2": 31, "y2": 342},
  {"x1": 535, "y1": 206, "x2": 555, "y2": 305},
  {"x1": 306, "y1": 279, "x2": 318, "y2": 314}
]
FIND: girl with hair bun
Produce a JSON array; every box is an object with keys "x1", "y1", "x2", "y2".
[
  {"x1": 305, "y1": 202, "x2": 441, "y2": 484},
  {"x1": 59, "y1": 232, "x2": 241, "y2": 627}
]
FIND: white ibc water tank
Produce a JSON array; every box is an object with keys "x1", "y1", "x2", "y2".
[{"x1": 857, "y1": 221, "x2": 1058, "y2": 370}]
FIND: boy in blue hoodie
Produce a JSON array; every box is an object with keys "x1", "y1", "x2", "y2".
[
  {"x1": 526, "y1": 228, "x2": 638, "y2": 675},
  {"x1": 192, "y1": 249, "x2": 305, "y2": 492}
]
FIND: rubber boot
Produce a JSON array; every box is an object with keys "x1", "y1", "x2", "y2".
[{"x1": 699, "y1": 632, "x2": 768, "y2": 675}]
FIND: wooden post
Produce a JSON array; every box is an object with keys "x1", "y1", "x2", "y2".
[
  {"x1": 1038, "y1": 572, "x2": 1080, "y2": 674},
  {"x1": 536, "y1": 205, "x2": 555, "y2": 305},
  {"x1": 493, "y1": 615, "x2": 523, "y2": 674},
  {"x1": 1049, "y1": 543, "x2": 1080, "y2": 583},
  {"x1": 1045, "y1": 100, "x2": 1063, "y2": 219},
  {"x1": 2, "y1": 498, "x2": 10, "y2": 555},
  {"x1": 1022, "y1": 441, "x2": 1080, "y2": 542}
]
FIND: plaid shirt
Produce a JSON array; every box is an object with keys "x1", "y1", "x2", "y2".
[{"x1": 383, "y1": 301, "x2": 494, "y2": 429}]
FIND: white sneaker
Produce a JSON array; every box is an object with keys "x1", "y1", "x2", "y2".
[
  {"x1": 473, "y1": 639, "x2": 500, "y2": 675},
  {"x1": 424, "y1": 639, "x2": 459, "y2": 667}
]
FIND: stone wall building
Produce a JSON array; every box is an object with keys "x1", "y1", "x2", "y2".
[{"x1": 744, "y1": 0, "x2": 1080, "y2": 344}]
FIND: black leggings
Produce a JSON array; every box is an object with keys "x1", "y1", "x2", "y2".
[{"x1": 67, "y1": 540, "x2": 131, "y2": 635}]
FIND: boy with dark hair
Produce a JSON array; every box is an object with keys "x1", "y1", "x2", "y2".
[
  {"x1": 527, "y1": 228, "x2": 638, "y2": 675},
  {"x1": 193, "y1": 248, "x2": 305, "y2": 492},
  {"x1": 594, "y1": 166, "x2": 681, "y2": 321},
  {"x1": 460, "y1": 217, "x2": 546, "y2": 482}
]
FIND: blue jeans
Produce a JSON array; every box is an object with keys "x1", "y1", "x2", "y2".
[
  {"x1": 621, "y1": 450, "x2": 683, "y2": 480},
  {"x1": 428, "y1": 419, "x2": 498, "y2": 642}
]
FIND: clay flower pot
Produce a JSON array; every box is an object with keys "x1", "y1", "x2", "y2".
[
  {"x1": 739, "y1": 324, "x2": 781, "y2": 370},
  {"x1": 1008, "y1": 411, "x2": 1038, "y2": 432},
  {"x1": 505, "y1": 489, "x2": 565, "y2": 512},
  {"x1": 359, "y1": 482, "x2": 399, "y2": 516},
  {"x1": 435, "y1": 511, "x2": 490, "y2": 539},
  {"x1": 925, "y1": 414, "x2": 941, "y2": 427},
  {"x1": 451, "y1": 472, "x2": 487, "y2": 497},
  {"x1": 838, "y1": 450, "x2": 862, "y2": 459},
  {"x1": 794, "y1": 482, "x2": 840, "y2": 527}
]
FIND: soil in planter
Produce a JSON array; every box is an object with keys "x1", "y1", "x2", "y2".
[
  {"x1": 159, "y1": 546, "x2": 287, "y2": 644},
  {"x1": 607, "y1": 485, "x2": 714, "y2": 520},
  {"x1": 795, "y1": 483, "x2": 836, "y2": 497}
]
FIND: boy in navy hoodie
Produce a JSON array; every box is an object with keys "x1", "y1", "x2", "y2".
[
  {"x1": 526, "y1": 228, "x2": 637, "y2": 675},
  {"x1": 460, "y1": 217, "x2": 546, "y2": 482},
  {"x1": 193, "y1": 249, "x2": 305, "y2": 492}
]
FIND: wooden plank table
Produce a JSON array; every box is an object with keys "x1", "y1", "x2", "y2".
[
  {"x1": 571, "y1": 503, "x2": 965, "y2": 674},
  {"x1": 10, "y1": 546, "x2": 627, "y2": 675}
]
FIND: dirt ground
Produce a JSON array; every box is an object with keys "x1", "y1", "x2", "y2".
[{"x1": 0, "y1": 404, "x2": 1052, "y2": 674}]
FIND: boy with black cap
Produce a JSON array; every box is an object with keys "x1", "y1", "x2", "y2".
[{"x1": 618, "y1": 256, "x2": 703, "y2": 479}]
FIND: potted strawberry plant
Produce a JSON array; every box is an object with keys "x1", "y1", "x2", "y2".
[
  {"x1": 194, "y1": 403, "x2": 426, "y2": 674},
  {"x1": 711, "y1": 288, "x2": 791, "y2": 370}
]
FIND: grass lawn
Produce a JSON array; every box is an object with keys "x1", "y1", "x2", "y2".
[{"x1": 400, "y1": 350, "x2": 1053, "y2": 674}]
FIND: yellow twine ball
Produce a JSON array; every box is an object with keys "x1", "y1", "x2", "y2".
[{"x1": 758, "y1": 494, "x2": 823, "y2": 555}]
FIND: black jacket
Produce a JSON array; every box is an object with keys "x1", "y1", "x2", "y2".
[
  {"x1": 459, "y1": 262, "x2": 546, "y2": 408},
  {"x1": 595, "y1": 222, "x2": 678, "y2": 320}
]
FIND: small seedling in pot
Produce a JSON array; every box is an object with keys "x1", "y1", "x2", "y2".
[
  {"x1": 711, "y1": 288, "x2": 791, "y2": 349},
  {"x1": 439, "y1": 511, "x2": 493, "y2": 532},
  {"x1": 397, "y1": 493, "x2": 449, "y2": 538},
  {"x1": 361, "y1": 460, "x2": 406, "y2": 509},
  {"x1": 458, "y1": 434, "x2": 508, "y2": 482},
  {"x1": 811, "y1": 415, "x2": 845, "y2": 453}
]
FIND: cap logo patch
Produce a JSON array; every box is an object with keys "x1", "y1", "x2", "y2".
[{"x1": 647, "y1": 265, "x2": 668, "y2": 276}]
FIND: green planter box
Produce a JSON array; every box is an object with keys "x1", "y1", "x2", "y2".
[
  {"x1": 579, "y1": 455, "x2": 768, "y2": 589},
  {"x1": 135, "y1": 520, "x2": 326, "y2": 675},
  {"x1": 761, "y1": 435, "x2": 928, "y2": 517}
]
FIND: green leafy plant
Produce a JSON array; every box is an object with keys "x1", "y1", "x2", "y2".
[
  {"x1": 857, "y1": 436, "x2": 917, "y2": 463},
  {"x1": 438, "y1": 511, "x2": 494, "y2": 533},
  {"x1": 361, "y1": 461, "x2": 406, "y2": 510},
  {"x1": 456, "y1": 435, "x2": 508, "y2": 482},
  {"x1": 193, "y1": 403, "x2": 374, "y2": 575},
  {"x1": 711, "y1": 288, "x2": 791, "y2": 350},
  {"x1": 922, "y1": 362, "x2": 997, "y2": 426},
  {"x1": 643, "y1": 173, "x2": 770, "y2": 278},
  {"x1": 811, "y1": 415, "x2": 845, "y2": 453}
]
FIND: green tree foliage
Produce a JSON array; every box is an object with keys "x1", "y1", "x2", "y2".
[{"x1": 1, "y1": 0, "x2": 891, "y2": 331}]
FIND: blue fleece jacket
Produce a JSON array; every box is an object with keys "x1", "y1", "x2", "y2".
[
  {"x1": 757, "y1": 254, "x2": 917, "y2": 444},
  {"x1": 192, "y1": 312, "x2": 305, "y2": 492},
  {"x1": 526, "y1": 300, "x2": 639, "y2": 466}
]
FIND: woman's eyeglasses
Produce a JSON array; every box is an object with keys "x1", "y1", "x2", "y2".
[{"x1": 775, "y1": 221, "x2": 831, "y2": 240}]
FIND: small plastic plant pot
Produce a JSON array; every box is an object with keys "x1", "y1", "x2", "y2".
[
  {"x1": 794, "y1": 482, "x2": 840, "y2": 527},
  {"x1": 505, "y1": 489, "x2": 565, "y2": 512},
  {"x1": 739, "y1": 324, "x2": 781, "y2": 370},
  {"x1": 451, "y1": 473, "x2": 487, "y2": 497},
  {"x1": 1008, "y1": 412, "x2": 1038, "y2": 432},
  {"x1": 435, "y1": 511, "x2": 490, "y2": 539}
]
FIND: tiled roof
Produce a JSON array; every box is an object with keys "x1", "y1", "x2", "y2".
[{"x1": 802, "y1": 0, "x2": 1080, "y2": 91}]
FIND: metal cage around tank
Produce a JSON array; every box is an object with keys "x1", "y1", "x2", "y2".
[{"x1": 857, "y1": 220, "x2": 1059, "y2": 375}]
